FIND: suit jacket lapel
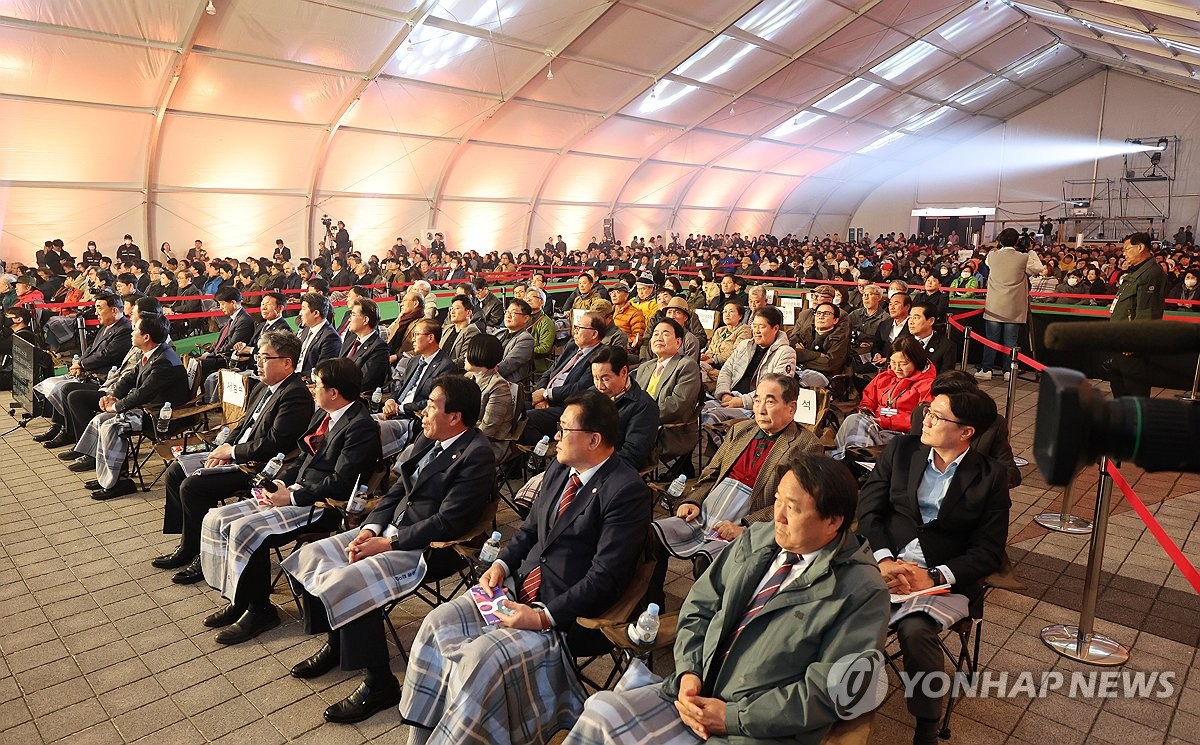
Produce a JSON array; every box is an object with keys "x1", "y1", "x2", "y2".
[
  {"x1": 537, "y1": 466, "x2": 572, "y2": 545},
  {"x1": 936, "y1": 449, "x2": 977, "y2": 520},
  {"x1": 906, "y1": 444, "x2": 928, "y2": 520},
  {"x1": 545, "y1": 459, "x2": 611, "y2": 545}
]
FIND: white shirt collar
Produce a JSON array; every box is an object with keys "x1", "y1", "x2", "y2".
[
  {"x1": 434, "y1": 429, "x2": 468, "y2": 451},
  {"x1": 324, "y1": 400, "x2": 354, "y2": 429},
  {"x1": 571, "y1": 455, "x2": 611, "y2": 488}
]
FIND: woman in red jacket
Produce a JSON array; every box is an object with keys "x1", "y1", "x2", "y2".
[{"x1": 831, "y1": 335, "x2": 935, "y2": 459}]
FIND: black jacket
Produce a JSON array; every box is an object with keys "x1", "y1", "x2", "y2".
[
  {"x1": 341, "y1": 330, "x2": 390, "y2": 392},
  {"x1": 278, "y1": 401, "x2": 380, "y2": 506},
  {"x1": 228, "y1": 372, "x2": 314, "y2": 464},
  {"x1": 112, "y1": 343, "x2": 190, "y2": 414},
  {"x1": 80, "y1": 317, "x2": 133, "y2": 373}
]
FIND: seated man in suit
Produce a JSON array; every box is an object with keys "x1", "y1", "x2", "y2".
[
  {"x1": 200, "y1": 358, "x2": 381, "y2": 644},
  {"x1": 909, "y1": 370, "x2": 1021, "y2": 487},
  {"x1": 34, "y1": 292, "x2": 132, "y2": 447},
  {"x1": 562, "y1": 454, "x2": 890, "y2": 745},
  {"x1": 228, "y1": 290, "x2": 289, "y2": 370},
  {"x1": 376, "y1": 319, "x2": 460, "y2": 455},
  {"x1": 857, "y1": 387, "x2": 1009, "y2": 745},
  {"x1": 296, "y1": 292, "x2": 342, "y2": 377},
  {"x1": 522, "y1": 310, "x2": 605, "y2": 443},
  {"x1": 870, "y1": 292, "x2": 913, "y2": 366},
  {"x1": 152, "y1": 329, "x2": 313, "y2": 582},
  {"x1": 65, "y1": 313, "x2": 190, "y2": 500},
  {"x1": 398, "y1": 390, "x2": 651, "y2": 744},
  {"x1": 634, "y1": 318, "x2": 702, "y2": 475},
  {"x1": 907, "y1": 300, "x2": 956, "y2": 374},
  {"x1": 283, "y1": 374, "x2": 494, "y2": 723},
  {"x1": 651, "y1": 373, "x2": 822, "y2": 601},
  {"x1": 340, "y1": 296, "x2": 389, "y2": 392},
  {"x1": 200, "y1": 286, "x2": 254, "y2": 401},
  {"x1": 591, "y1": 345, "x2": 658, "y2": 470}
]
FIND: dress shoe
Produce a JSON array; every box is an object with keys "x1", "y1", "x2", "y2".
[
  {"x1": 152, "y1": 549, "x2": 195, "y2": 570},
  {"x1": 32, "y1": 424, "x2": 62, "y2": 442},
  {"x1": 291, "y1": 643, "x2": 340, "y2": 679},
  {"x1": 172, "y1": 557, "x2": 205, "y2": 585},
  {"x1": 323, "y1": 679, "x2": 401, "y2": 724},
  {"x1": 91, "y1": 479, "x2": 136, "y2": 501},
  {"x1": 215, "y1": 606, "x2": 280, "y2": 645},
  {"x1": 67, "y1": 456, "x2": 97, "y2": 472},
  {"x1": 84, "y1": 480, "x2": 102, "y2": 490},
  {"x1": 203, "y1": 603, "x2": 246, "y2": 628},
  {"x1": 44, "y1": 433, "x2": 75, "y2": 449},
  {"x1": 58, "y1": 449, "x2": 83, "y2": 461}
]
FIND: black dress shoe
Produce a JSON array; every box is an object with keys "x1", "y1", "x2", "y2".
[
  {"x1": 67, "y1": 456, "x2": 97, "y2": 472},
  {"x1": 291, "y1": 644, "x2": 340, "y2": 679},
  {"x1": 152, "y1": 549, "x2": 195, "y2": 570},
  {"x1": 84, "y1": 480, "x2": 102, "y2": 490},
  {"x1": 58, "y1": 449, "x2": 83, "y2": 461},
  {"x1": 172, "y1": 557, "x2": 205, "y2": 585},
  {"x1": 203, "y1": 603, "x2": 246, "y2": 628},
  {"x1": 323, "y1": 680, "x2": 401, "y2": 724},
  {"x1": 91, "y1": 479, "x2": 136, "y2": 500},
  {"x1": 215, "y1": 607, "x2": 280, "y2": 645},
  {"x1": 32, "y1": 424, "x2": 62, "y2": 442},
  {"x1": 45, "y1": 433, "x2": 75, "y2": 449}
]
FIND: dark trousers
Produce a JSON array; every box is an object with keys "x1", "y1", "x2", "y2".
[
  {"x1": 1109, "y1": 353, "x2": 1152, "y2": 398},
  {"x1": 162, "y1": 462, "x2": 253, "y2": 556},
  {"x1": 65, "y1": 387, "x2": 104, "y2": 443},
  {"x1": 521, "y1": 405, "x2": 564, "y2": 445},
  {"x1": 895, "y1": 613, "x2": 944, "y2": 720},
  {"x1": 50, "y1": 380, "x2": 98, "y2": 432},
  {"x1": 234, "y1": 508, "x2": 342, "y2": 609}
]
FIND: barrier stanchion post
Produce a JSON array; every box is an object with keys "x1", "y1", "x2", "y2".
[
  {"x1": 1004, "y1": 345, "x2": 1020, "y2": 424},
  {"x1": 960, "y1": 327, "x2": 972, "y2": 370},
  {"x1": 75, "y1": 314, "x2": 87, "y2": 353},
  {"x1": 1034, "y1": 475, "x2": 1093, "y2": 534},
  {"x1": 1176, "y1": 352, "x2": 1200, "y2": 404},
  {"x1": 1040, "y1": 456, "x2": 1130, "y2": 666}
]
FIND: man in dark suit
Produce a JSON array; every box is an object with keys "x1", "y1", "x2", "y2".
[
  {"x1": 35, "y1": 293, "x2": 133, "y2": 447},
  {"x1": 296, "y1": 293, "x2": 342, "y2": 377},
  {"x1": 857, "y1": 387, "x2": 1009, "y2": 745},
  {"x1": 340, "y1": 297, "x2": 389, "y2": 393},
  {"x1": 377, "y1": 319, "x2": 460, "y2": 455},
  {"x1": 521, "y1": 311, "x2": 605, "y2": 443},
  {"x1": 328, "y1": 255, "x2": 355, "y2": 289},
  {"x1": 397, "y1": 389, "x2": 651, "y2": 743},
  {"x1": 69, "y1": 313, "x2": 191, "y2": 500},
  {"x1": 871, "y1": 291, "x2": 914, "y2": 365},
  {"x1": 153, "y1": 329, "x2": 314, "y2": 581},
  {"x1": 908, "y1": 300, "x2": 956, "y2": 374},
  {"x1": 283, "y1": 374, "x2": 494, "y2": 723},
  {"x1": 198, "y1": 358, "x2": 380, "y2": 644},
  {"x1": 199, "y1": 286, "x2": 255, "y2": 399},
  {"x1": 229, "y1": 291, "x2": 289, "y2": 370},
  {"x1": 591, "y1": 346, "x2": 658, "y2": 470}
]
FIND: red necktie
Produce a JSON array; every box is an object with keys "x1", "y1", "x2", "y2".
[
  {"x1": 720, "y1": 552, "x2": 800, "y2": 662},
  {"x1": 518, "y1": 474, "x2": 582, "y2": 604},
  {"x1": 215, "y1": 318, "x2": 232, "y2": 349},
  {"x1": 347, "y1": 339, "x2": 360, "y2": 360},
  {"x1": 303, "y1": 414, "x2": 330, "y2": 453}
]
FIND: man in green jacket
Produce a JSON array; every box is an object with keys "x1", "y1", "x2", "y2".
[
  {"x1": 525, "y1": 287, "x2": 557, "y2": 376},
  {"x1": 1109, "y1": 232, "x2": 1165, "y2": 397},
  {"x1": 563, "y1": 454, "x2": 890, "y2": 745}
]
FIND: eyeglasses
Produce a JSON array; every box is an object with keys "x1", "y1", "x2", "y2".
[
  {"x1": 505, "y1": 310, "x2": 529, "y2": 317},
  {"x1": 556, "y1": 425, "x2": 594, "y2": 436},
  {"x1": 254, "y1": 354, "x2": 286, "y2": 362},
  {"x1": 572, "y1": 325, "x2": 597, "y2": 332},
  {"x1": 813, "y1": 311, "x2": 835, "y2": 318},
  {"x1": 924, "y1": 410, "x2": 965, "y2": 427}
]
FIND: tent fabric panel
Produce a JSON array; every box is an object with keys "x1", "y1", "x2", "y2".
[
  {"x1": 673, "y1": 36, "x2": 787, "y2": 92},
  {"x1": 383, "y1": 26, "x2": 545, "y2": 96},
  {"x1": 152, "y1": 192, "x2": 308, "y2": 261},
  {"x1": 539, "y1": 154, "x2": 640, "y2": 204},
  {"x1": 771, "y1": 149, "x2": 843, "y2": 177},
  {"x1": 632, "y1": 0, "x2": 737, "y2": 29},
  {"x1": 700, "y1": 101, "x2": 793, "y2": 137},
  {"x1": 674, "y1": 207, "x2": 730, "y2": 238},
  {"x1": 0, "y1": 28, "x2": 175, "y2": 109},
  {"x1": 528, "y1": 204, "x2": 610, "y2": 254},
  {"x1": 193, "y1": 1, "x2": 408, "y2": 73},
  {"x1": 910, "y1": 60, "x2": 990, "y2": 100},
  {"x1": 0, "y1": 99, "x2": 152, "y2": 184},
  {"x1": 610, "y1": 206, "x2": 672, "y2": 242},
  {"x1": 0, "y1": 0, "x2": 194, "y2": 43},
  {"x1": 516, "y1": 60, "x2": 647, "y2": 112},
  {"x1": 715, "y1": 140, "x2": 794, "y2": 172},
  {"x1": 929, "y1": 1, "x2": 1025, "y2": 55},
  {"x1": 623, "y1": 83, "x2": 733, "y2": 128},
  {"x1": 572, "y1": 118, "x2": 679, "y2": 159},
  {"x1": 320, "y1": 131, "x2": 456, "y2": 197},
  {"x1": 864, "y1": 0, "x2": 967, "y2": 37},
  {"x1": 437, "y1": 199, "x2": 530, "y2": 254},
  {"x1": 805, "y1": 17, "x2": 907, "y2": 73},
  {"x1": 430, "y1": 0, "x2": 602, "y2": 47},
  {"x1": 618, "y1": 162, "x2": 701, "y2": 207},
  {"x1": 681, "y1": 168, "x2": 758, "y2": 209},
  {"x1": 311, "y1": 195, "x2": 432, "y2": 259},
  {"x1": 470, "y1": 102, "x2": 598, "y2": 150},
  {"x1": 969, "y1": 28, "x2": 1057, "y2": 73},
  {"x1": 654, "y1": 131, "x2": 746, "y2": 167},
  {"x1": 861, "y1": 94, "x2": 940, "y2": 130},
  {"x1": 734, "y1": 0, "x2": 853, "y2": 51},
  {"x1": 156, "y1": 115, "x2": 322, "y2": 190},
  {"x1": 346, "y1": 80, "x2": 499, "y2": 138},
  {"x1": 439, "y1": 144, "x2": 555, "y2": 200},
  {"x1": 565, "y1": 6, "x2": 707, "y2": 73},
  {"x1": 812, "y1": 122, "x2": 889, "y2": 153},
  {"x1": 737, "y1": 172, "x2": 802, "y2": 211},
  {"x1": 0, "y1": 187, "x2": 146, "y2": 265},
  {"x1": 171, "y1": 54, "x2": 356, "y2": 124},
  {"x1": 750, "y1": 60, "x2": 846, "y2": 108},
  {"x1": 727, "y1": 209, "x2": 774, "y2": 238}
]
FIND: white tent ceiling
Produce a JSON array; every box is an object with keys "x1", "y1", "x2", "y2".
[{"x1": 2, "y1": 0, "x2": 1200, "y2": 259}]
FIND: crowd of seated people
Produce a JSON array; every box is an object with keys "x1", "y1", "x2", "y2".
[{"x1": 10, "y1": 223, "x2": 1198, "y2": 744}]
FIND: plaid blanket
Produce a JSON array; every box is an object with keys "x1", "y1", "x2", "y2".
[
  {"x1": 401, "y1": 592, "x2": 585, "y2": 745},
  {"x1": 560, "y1": 662, "x2": 698, "y2": 745},
  {"x1": 652, "y1": 478, "x2": 751, "y2": 561},
  {"x1": 92, "y1": 411, "x2": 140, "y2": 490},
  {"x1": 281, "y1": 529, "x2": 427, "y2": 629},
  {"x1": 379, "y1": 417, "x2": 415, "y2": 458},
  {"x1": 199, "y1": 499, "x2": 330, "y2": 603},
  {"x1": 890, "y1": 592, "x2": 969, "y2": 631}
]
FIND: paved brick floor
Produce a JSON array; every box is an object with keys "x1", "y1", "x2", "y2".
[{"x1": 1, "y1": 375, "x2": 1198, "y2": 743}]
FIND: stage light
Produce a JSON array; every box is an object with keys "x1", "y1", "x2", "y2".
[{"x1": 1156, "y1": 137, "x2": 1169, "y2": 151}]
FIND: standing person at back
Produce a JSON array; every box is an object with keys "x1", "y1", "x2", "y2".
[
  {"x1": 975, "y1": 228, "x2": 1042, "y2": 381},
  {"x1": 1108, "y1": 232, "x2": 1166, "y2": 397}
]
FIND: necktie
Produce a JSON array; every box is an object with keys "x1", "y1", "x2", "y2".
[
  {"x1": 647, "y1": 361, "x2": 666, "y2": 396},
  {"x1": 347, "y1": 339, "x2": 361, "y2": 360},
  {"x1": 549, "y1": 348, "x2": 585, "y2": 389},
  {"x1": 400, "y1": 359, "x2": 427, "y2": 400},
  {"x1": 720, "y1": 552, "x2": 801, "y2": 663},
  {"x1": 215, "y1": 315, "x2": 233, "y2": 350},
  {"x1": 303, "y1": 414, "x2": 330, "y2": 453},
  {"x1": 237, "y1": 388, "x2": 272, "y2": 445},
  {"x1": 415, "y1": 443, "x2": 443, "y2": 478},
  {"x1": 518, "y1": 474, "x2": 583, "y2": 604}
]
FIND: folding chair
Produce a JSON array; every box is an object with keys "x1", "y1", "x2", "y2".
[{"x1": 884, "y1": 554, "x2": 1024, "y2": 741}]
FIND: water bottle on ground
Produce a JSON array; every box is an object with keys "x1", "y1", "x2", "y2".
[
  {"x1": 627, "y1": 603, "x2": 660, "y2": 645},
  {"x1": 156, "y1": 402, "x2": 172, "y2": 436},
  {"x1": 253, "y1": 452, "x2": 286, "y2": 488}
]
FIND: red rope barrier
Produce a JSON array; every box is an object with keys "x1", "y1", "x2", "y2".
[{"x1": 1105, "y1": 461, "x2": 1200, "y2": 596}]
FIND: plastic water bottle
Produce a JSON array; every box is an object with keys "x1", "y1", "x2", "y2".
[
  {"x1": 345, "y1": 484, "x2": 370, "y2": 527},
  {"x1": 479, "y1": 531, "x2": 502, "y2": 566},
  {"x1": 253, "y1": 452, "x2": 286, "y2": 487},
  {"x1": 371, "y1": 387, "x2": 383, "y2": 413},
  {"x1": 668, "y1": 475, "x2": 687, "y2": 498},
  {"x1": 156, "y1": 402, "x2": 172, "y2": 435},
  {"x1": 72, "y1": 354, "x2": 81, "y2": 369},
  {"x1": 211, "y1": 426, "x2": 232, "y2": 448},
  {"x1": 627, "y1": 603, "x2": 660, "y2": 645},
  {"x1": 529, "y1": 435, "x2": 550, "y2": 470}
]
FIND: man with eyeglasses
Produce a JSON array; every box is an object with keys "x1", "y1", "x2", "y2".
[
  {"x1": 857, "y1": 387, "x2": 1010, "y2": 745},
  {"x1": 340, "y1": 297, "x2": 390, "y2": 392},
  {"x1": 635, "y1": 318, "x2": 702, "y2": 472},
  {"x1": 791, "y1": 300, "x2": 850, "y2": 388},
  {"x1": 494, "y1": 299, "x2": 534, "y2": 385},
  {"x1": 398, "y1": 390, "x2": 650, "y2": 743},
  {"x1": 153, "y1": 329, "x2": 314, "y2": 583},
  {"x1": 523, "y1": 311, "x2": 605, "y2": 443}
]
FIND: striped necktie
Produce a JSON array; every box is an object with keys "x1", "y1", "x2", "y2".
[
  {"x1": 518, "y1": 474, "x2": 582, "y2": 604},
  {"x1": 720, "y1": 552, "x2": 801, "y2": 662}
]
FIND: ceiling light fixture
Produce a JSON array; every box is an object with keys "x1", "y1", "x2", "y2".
[
  {"x1": 545, "y1": 51, "x2": 554, "y2": 81},
  {"x1": 205, "y1": 0, "x2": 216, "y2": 15}
]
